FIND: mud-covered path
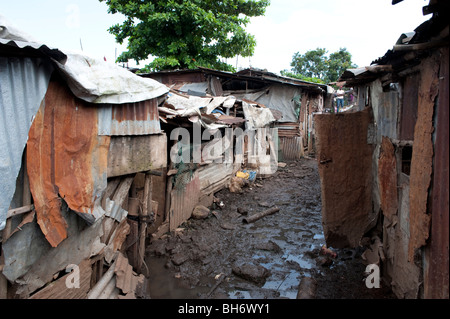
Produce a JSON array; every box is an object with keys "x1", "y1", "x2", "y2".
[{"x1": 145, "y1": 158, "x2": 395, "y2": 299}]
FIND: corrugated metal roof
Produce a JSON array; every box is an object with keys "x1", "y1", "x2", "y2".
[
  {"x1": 0, "y1": 38, "x2": 67, "y2": 63},
  {"x1": 0, "y1": 15, "x2": 67, "y2": 63},
  {"x1": 98, "y1": 99, "x2": 161, "y2": 136},
  {"x1": 0, "y1": 56, "x2": 53, "y2": 231}
]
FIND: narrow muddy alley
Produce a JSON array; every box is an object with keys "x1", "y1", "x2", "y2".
[{"x1": 145, "y1": 157, "x2": 395, "y2": 299}]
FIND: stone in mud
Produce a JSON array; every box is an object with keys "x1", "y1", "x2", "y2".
[
  {"x1": 254, "y1": 241, "x2": 281, "y2": 253},
  {"x1": 192, "y1": 205, "x2": 210, "y2": 219},
  {"x1": 171, "y1": 252, "x2": 189, "y2": 266},
  {"x1": 258, "y1": 201, "x2": 272, "y2": 208},
  {"x1": 220, "y1": 222, "x2": 236, "y2": 230},
  {"x1": 232, "y1": 262, "x2": 271, "y2": 285},
  {"x1": 146, "y1": 239, "x2": 166, "y2": 256},
  {"x1": 297, "y1": 277, "x2": 317, "y2": 299}
]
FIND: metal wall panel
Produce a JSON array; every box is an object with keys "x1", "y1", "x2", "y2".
[
  {"x1": 169, "y1": 172, "x2": 200, "y2": 231},
  {"x1": 98, "y1": 99, "x2": 161, "y2": 136},
  {"x1": 0, "y1": 56, "x2": 53, "y2": 230}
]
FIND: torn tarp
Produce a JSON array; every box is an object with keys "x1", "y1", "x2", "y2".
[
  {"x1": 53, "y1": 52, "x2": 169, "y2": 104},
  {"x1": 242, "y1": 101, "x2": 276, "y2": 130},
  {"x1": 161, "y1": 93, "x2": 238, "y2": 129}
]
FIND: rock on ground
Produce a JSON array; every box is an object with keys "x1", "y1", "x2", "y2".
[{"x1": 231, "y1": 262, "x2": 271, "y2": 285}]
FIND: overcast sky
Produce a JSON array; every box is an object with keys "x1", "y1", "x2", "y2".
[{"x1": 1, "y1": 0, "x2": 430, "y2": 74}]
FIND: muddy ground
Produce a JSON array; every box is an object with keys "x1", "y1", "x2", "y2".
[{"x1": 145, "y1": 157, "x2": 396, "y2": 299}]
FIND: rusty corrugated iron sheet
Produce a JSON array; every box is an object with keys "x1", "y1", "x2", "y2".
[
  {"x1": 315, "y1": 108, "x2": 375, "y2": 248},
  {"x1": 425, "y1": 46, "x2": 449, "y2": 299},
  {"x1": 27, "y1": 80, "x2": 110, "y2": 247},
  {"x1": 98, "y1": 99, "x2": 161, "y2": 136},
  {"x1": 279, "y1": 136, "x2": 303, "y2": 161},
  {"x1": 378, "y1": 137, "x2": 398, "y2": 222},
  {"x1": 169, "y1": 172, "x2": 200, "y2": 231},
  {"x1": 408, "y1": 53, "x2": 439, "y2": 261},
  {"x1": 197, "y1": 163, "x2": 234, "y2": 195}
]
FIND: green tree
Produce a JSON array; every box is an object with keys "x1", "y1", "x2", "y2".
[
  {"x1": 100, "y1": 0, "x2": 270, "y2": 72},
  {"x1": 326, "y1": 48, "x2": 356, "y2": 83},
  {"x1": 279, "y1": 70, "x2": 325, "y2": 84},
  {"x1": 286, "y1": 47, "x2": 357, "y2": 83},
  {"x1": 289, "y1": 48, "x2": 328, "y2": 80}
]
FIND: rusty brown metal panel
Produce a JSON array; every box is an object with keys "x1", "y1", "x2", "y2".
[
  {"x1": 425, "y1": 47, "x2": 449, "y2": 299},
  {"x1": 315, "y1": 108, "x2": 375, "y2": 248},
  {"x1": 27, "y1": 80, "x2": 110, "y2": 247},
  {"x1": 378, "y1": 137, "x2": 398, "y2": 222},
  {"x1": 146, "y1": 71, "x2": 206, "y2": 86},
  {"x1": 399, "y1": 73, "x2": 419, "y2": 140},
  {"x1": 279, "y1": 136, "x2": 303, "y2": 161},
  {"x1": 408, "y1": 53, "x2": 440, "y2": 261},
  {"x1": 169, "y1": 172, "x2": 200, "y2": 231}
]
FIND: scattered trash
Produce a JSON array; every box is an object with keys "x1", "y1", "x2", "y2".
[
  {"x1": 236, "y1": 170, "x2": 257, "y2": 182},
  {"x1": 320, "y1": 245, "x2": 337, "y2": 258},
  {"x1": 228, "y1": 176, "x2": 248, "y2": 193}
]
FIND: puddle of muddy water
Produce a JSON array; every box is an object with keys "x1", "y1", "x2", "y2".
[{"x1": 146, "y1": 256, "x2": 213, "y2": 299}]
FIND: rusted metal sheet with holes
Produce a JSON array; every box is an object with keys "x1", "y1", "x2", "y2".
[
  {"x1": 27, "y1": 80, "x2": 110, "y2": 247},
  {"x1": 315, "y1": 108, "x2": 375, "y2": 248},
  {"x1": 407, "y1": 53, "x2": 439, "y2": 261}
]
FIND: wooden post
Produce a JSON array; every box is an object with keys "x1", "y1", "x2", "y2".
[
  {"x1": 0, "y1": 254, "x2": 7, "y2": 299},
  {"x1": 137, "y1": 172, "x2": 152, "y2": 274}
]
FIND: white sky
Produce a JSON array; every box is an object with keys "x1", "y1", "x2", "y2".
[{"x1": 1, "y1": 0, "x2": 430, "y2": 74}]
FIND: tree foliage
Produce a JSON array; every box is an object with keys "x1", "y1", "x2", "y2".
[
  {"x1": 100, "y1": 0, "x2": 270, "y2": 72},
  {"x1": 279, "y1": 71, "x2": 325, "y2": 84},
  {"x1": 285, "y1": 47, "x2": 357, "y2": 83}
]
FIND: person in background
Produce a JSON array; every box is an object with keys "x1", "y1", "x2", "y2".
[{"x1": 336, "y1": 87, "x2": 345, "y2": 112}]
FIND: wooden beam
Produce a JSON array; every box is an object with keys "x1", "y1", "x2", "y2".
[
  {"x1": 6, "y1": 204, "x2": 34, "y2": 219},
  {"x1": 112, "y1": 176, "x2": 135, "y2": 209}
]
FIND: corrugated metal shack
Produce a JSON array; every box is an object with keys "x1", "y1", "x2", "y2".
[
  {"x1": 0, "y1": 16, "x2": 296, "y2": 299},
  {"x1": 0, "y1": 17, "x2": 171, "y2": 299},
  {"x1": 141, "y1": 67, "x2": 330, "y2": 160},
  {"x1": 314, "y1": 0, "x2": 448, "y2": 299},
  {"x1": 151, "y1": 83, "x2": 279, "y2": 233}
]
